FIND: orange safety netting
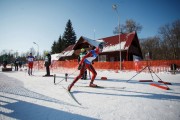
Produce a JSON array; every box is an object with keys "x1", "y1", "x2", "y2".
[{"x1": 33, "y1": 60, "x2": 180, "y2": 72}]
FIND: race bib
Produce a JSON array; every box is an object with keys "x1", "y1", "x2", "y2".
[{"x1": 28, "y1": 57, "x2": 34, "y2": 62}]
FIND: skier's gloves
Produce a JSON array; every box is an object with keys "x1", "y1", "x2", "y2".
[{"x1": 78, "y1": 64, "x2": 82, "y2": 70}]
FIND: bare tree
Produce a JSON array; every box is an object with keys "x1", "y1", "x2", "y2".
[
  {"x1": 158, "y1": 19, "x2": 180, "y2": 59},
  {"x1": 140, "y1": 19, "x2": 180, "y2": 60},
  {"x1": 113, "y1": 19, "x2": 142, "y2": 34},
  {"x1": 140, "y1": 37, "x2": 161, "y2": 60}
]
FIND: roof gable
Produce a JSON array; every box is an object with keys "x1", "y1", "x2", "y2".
[
  {"x1": 100, "y1": 31, "x2": 136, "y2": 52},
  {"x1": 63, "y1": 44, "x2": 74, "y2": 52},
  {"x1": 124, "y1": 32, "x2": 136, "y2": 49}
]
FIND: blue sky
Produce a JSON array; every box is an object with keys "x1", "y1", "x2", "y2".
[{"x1": 0, "y1": 0, "x2": 180, "y2": 54}]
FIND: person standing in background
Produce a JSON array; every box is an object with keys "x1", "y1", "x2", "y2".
[
  {"x1": 44, "y1": 52, "x2": 51, "y2": 76},
  {"x1": 19, "y1": 60, "x2": 22, "y2": 70},
  {"x1": 14, "y1": 57, "x2": 19, "y2": 71},
  {"x1": 27, "y1": 53, "x2": 35, "y2": 75},
  {"x1": 3, "y1": 54, "x2": 8, "y2": 68},
  {"x1": 78, "y1": 48, "x2": 87, "y2": 80}
]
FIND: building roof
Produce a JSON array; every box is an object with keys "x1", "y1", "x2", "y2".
[
  {"x1": 100, "y1": 31, "x2": 136, "y2": 52},
  {"x1": 80, "y1": 36, "x2": 104, "y2": 47},
  {"x1": 73, "y1": 36, "x2": 104, "y2": 50},
  {"x1": 59, "y1": 45, "x2": 74, "y2": 58},
  {"x1": 51, "y1": 53, "x2": 62, "y2": 61},
  {"x1": 53, "y1": 31, "x2": 138, "y2": 58}
]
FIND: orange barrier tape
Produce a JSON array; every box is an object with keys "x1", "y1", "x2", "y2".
[{"x1": 150, "y1": 83, "x2": 170, "y2": 90}]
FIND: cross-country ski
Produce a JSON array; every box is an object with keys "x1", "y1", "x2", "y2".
[
  {"x1": 62, "y1": 86, "x2": 81, "y2": 106},
  {"x1": 75, "y1": 85, "x2": 126, "y2": 90}
]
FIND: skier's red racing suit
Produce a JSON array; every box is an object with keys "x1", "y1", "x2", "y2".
[{"x1": 68, "y1": 48, "x2": 102, "y2": 91}]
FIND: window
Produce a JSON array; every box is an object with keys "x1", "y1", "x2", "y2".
[
  {"x1": 99, "y1": 55, "x2": 106, "y2": 62},
  {"x1": 110, "y1": 57, "x2": 114, "y2": 62}
]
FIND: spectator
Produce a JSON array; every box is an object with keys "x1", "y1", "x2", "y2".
[
  {"x1": 44, "y1": 52, "x2": 51, "y2": 76},
  {"x1": 14, "y1": 58, "x2": 19, "y2": 71},
  {"x1": 3, "y1": 54, "x2": 8, "y2": 68},
  {"x1": 27, "y1": 53, "x2": 35, "y2": 75},
  {"x1": 78, "y1": 48, "x2": 87, "y2": 80}
]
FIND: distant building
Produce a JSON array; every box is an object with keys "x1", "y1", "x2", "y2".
[{"x1": 56, "y1": 31, "x2": 143, "y2": 62}]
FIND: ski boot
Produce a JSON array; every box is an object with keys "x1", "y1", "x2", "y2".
[
  {"x1": 28, "y1": 70, "x2": 30, "y2": 75},
  {"x1": 89, "y1": 82, "x2": 97, "y2": 87}
]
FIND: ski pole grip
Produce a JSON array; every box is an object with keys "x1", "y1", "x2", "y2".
[{"x1": 65, "y1": 73, "x2": 68, "y2": 82}]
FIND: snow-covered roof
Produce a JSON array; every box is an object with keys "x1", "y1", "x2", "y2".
[
  {"x1": 100, "y1": 31, "x2": 136, "y2": 52},
  {"x1": 103, "y1": 41, "x2": 127, "y2": 52},
  {"x1": 81, "y1": 36, "x2": 104, "y2": 47},
  {"x1": 98, "y1": 31, "x2": 137, "y2": 52},
  {"x1": 51, "y1": 53, "x2": 62, "y2": 61},
  {"x1": 51, "y1": 51, "x2": 74, "y2": 60},
  {"x1": 59, "y1": 45, "x2": 75, "y2": 58},
  {"x1": 60, "y1": 50, "x2": 74, "y2": 57},
  {"x1": 51, "y1": 45, "x2": 75, "y2": 59}
]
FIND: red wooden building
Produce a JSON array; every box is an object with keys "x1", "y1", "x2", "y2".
[{"x1": 57, "y1": 31, "x2": 143, "y2": 62}]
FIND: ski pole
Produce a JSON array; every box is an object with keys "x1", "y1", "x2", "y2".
[
  {"x1": 89, "y1": 70, "x2": 91, "y2": 79},
  {"x1": 54, "y1": 69, "x2": 79, "y2": 85},
  {"x1": 25, "y1": 68, "x2": 27, "y2": 76},
  {"x1": 54, "y1": 74, "x2": 56, "y2": 84},
  {"x1": 65, "y1": 73, "x2": 68, "y2": 82}
]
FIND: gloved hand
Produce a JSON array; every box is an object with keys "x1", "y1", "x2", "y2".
[{"x1": 78, "y1": 64, "x2": 82, "y2": 70}]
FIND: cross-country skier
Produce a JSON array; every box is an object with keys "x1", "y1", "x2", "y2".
[
  {"x1": 27, "y1": 53, "x2": 35, "y2": 75},
  {"x1": 68, "y1": 43, "x2": 104, "y2": 91}
]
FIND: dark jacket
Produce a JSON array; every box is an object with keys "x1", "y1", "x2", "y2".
[
  {"x1": 44, "y1": 54, "x2": 51, "y2": 66},
  {"x1": 14, "y1": 58, "x2": 19, "y2": 66}
]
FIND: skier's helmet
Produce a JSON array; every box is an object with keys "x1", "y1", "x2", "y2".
[
  {"x1": 98, "y1": 42, "x2": 104, "y2": 50},
  {"x1": 45, "y1": 51, "x2": 49, "y2": 55},
  {"x1": 95, "y1": 42, "x2": 104, "y2": 53},
  {"x1": 81, "y1": 48, "x2": 85, "y2": 52}
]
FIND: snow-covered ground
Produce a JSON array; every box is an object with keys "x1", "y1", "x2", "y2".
[{"x1": 0, "y1": 67, "x2": 180, "y2": 120}]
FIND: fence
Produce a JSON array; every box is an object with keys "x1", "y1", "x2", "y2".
[{"x1": 33, "y1": 60, "x2": 180, "y2": 73}]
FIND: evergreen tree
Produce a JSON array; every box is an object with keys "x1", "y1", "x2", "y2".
[
  {"x1": 51, "y1": 35, "x2": 66, "y2": 54},
  {"x1": 51, "y1": 41, "x2": 58, "y2": 54},
  {"x1": 62, "y1": 19, "x2": 76, "y2": 48},
  {"x1": 57, "y1": 35, "x2": 65, "y2": 52}
]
